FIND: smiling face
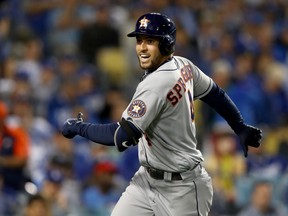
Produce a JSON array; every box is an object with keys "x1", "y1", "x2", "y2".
[{"x1": 136, "y1": 35, "x2": 170, "y2": 71}]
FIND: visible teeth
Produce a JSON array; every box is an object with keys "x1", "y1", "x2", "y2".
[{"x1": 141, "y1": 55, "x2": 149, "y2": 58}]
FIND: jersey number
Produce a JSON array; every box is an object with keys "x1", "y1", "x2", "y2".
[{"x1": 187, "y1": 90, "x2": 195, "y2": 122}]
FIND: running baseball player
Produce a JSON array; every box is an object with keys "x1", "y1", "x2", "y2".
[{"x1": 62, "y1": 12, "x2": 262, "y2": 216}]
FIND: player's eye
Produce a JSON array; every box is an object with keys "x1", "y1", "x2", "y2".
[
  {"x1": 146, "y1": 39, "x2": 154, "y2": 44},
  {"x1": 136, "y1": 38, "x2": 143, "y2": 44}
]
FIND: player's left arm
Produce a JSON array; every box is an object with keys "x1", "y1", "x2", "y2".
[
  {"x1": 200, "y1": 82, "x2": 262, "y2": 157},
  {"x1": 61, "y1": 114, "x2": 142, "y2": 152}
]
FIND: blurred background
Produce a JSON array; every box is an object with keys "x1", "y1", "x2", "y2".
[{"x1": 0, "y1": 0, "x2": 288, "y2": 215}]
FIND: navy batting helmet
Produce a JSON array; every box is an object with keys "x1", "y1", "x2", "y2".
[{"x1": 127, "y1": 12, "x2": 176, "y2": 56}]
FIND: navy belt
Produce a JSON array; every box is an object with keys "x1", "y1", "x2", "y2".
[{"x1": 146, "y1": 167, "x2": 182, "y2": 181}]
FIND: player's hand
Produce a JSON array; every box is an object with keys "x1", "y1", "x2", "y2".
[
  {"x1": 235, "y1": 124, "x2": 262, "y2": 157},
  {"x1": 62, "y1": 112, "x2": 83, "y2": 139}
]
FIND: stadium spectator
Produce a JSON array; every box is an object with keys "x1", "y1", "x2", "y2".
[
  {"x1": 7, "y1": 95, "x2": 54, "y2": 189},
  {"x1": 39, "y1": 169, "x2": 69, "y2": 216},
  {"x1": 20, "y1": 194, "x2": 52, "y2": 216},
  {"x1": 245, "y1": 137, "x2": 287, "y2": 180},
  {"x1": 79, "y1": 4, "x2": 120, "y2": 63},
  {"x1": 205, "y1": 126, "x2": 246, "y2": 215},
  {"x1": 0, "y1": 101, "x2": 30, "y2": 214},
  {"x1": 81, "y1": 161, "x2": 123, "y2": 216},
  {"x1": 237, "y1": 180, "x2": 287, "y2": 216}
]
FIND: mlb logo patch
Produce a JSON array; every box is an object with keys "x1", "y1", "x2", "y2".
[{"x1": 127, "y1": 100, "x2": 146, "y2": 118}]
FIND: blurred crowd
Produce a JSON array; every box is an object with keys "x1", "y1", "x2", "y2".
[{"x1": 0, "y1": 0, "x2": 288, "y2": 215}]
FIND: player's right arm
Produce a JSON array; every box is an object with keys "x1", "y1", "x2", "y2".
[
  {"x1": 187, "y1": 59, "x2": 262, "y2": 157},
  {"x1": 200, "y1": 82, "x2": 262, "y2": 157},
  {"x1": 61, "y1": 115, "x2": 142, "y2": 152}
]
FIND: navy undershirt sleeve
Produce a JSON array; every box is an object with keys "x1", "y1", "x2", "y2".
[
  {"x1": 74, "y1": 120, "x2": 142, "y2": 148},
  {"x1": 200, "y1": 82, "x2": 245, "y2": 133},
  {"x1": 76, "y1": 122, "x2": 118, "y2": 146}
]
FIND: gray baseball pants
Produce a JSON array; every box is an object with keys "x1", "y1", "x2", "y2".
[{"x1": 111, "y1": 165, "x2": 213, "y2": 216}]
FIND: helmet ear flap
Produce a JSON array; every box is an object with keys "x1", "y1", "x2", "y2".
[{"x1": 159, "y1": 33, "x2": 175, "y2": 56}]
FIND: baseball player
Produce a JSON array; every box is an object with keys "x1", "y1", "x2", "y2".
[{"x1": 62, "y1": 13, "x2": 262, "y2": 216}]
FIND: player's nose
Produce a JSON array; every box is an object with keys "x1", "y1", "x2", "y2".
[{"x1": 139, "y1": 41, "x2": 148, "y2": 51}]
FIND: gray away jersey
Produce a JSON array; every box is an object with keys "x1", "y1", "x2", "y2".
[{"x1": 122, "y1": 56, "x2": 213, "y2": 172}]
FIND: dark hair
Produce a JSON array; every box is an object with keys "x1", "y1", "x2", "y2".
[
  {"x1": 251, "y1": 179, "x2": 273, "y2": 192},
  {"x1": 27, "y1": 194, "x2": 46, "y2": 206}
]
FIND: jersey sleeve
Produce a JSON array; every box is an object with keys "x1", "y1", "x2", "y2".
[
  {"x1": 122, "y1": 88, "x2": 164, "y2": 132},
  {"x1": 192, "y1": 65, "x2": 213, "y2": 100}
]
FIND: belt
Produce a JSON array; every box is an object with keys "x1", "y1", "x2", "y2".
[{"x1": 146, "y1": 167, "x2": 182, "y2": 181}]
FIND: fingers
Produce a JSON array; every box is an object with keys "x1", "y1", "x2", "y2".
[
  {"x1": 241, "y1": 143, "x2": 248, "y2": 157},
  {"x1": 62, "y1": 126, "x2": 75, "y2": 139},
  {"x1": 238, "y1": 126, "x2": 262, "y2": 157},
  {"x1": 254, "y1": 133, "x2": 262, "y2": 147},
  {"x1": 244, "y1": 144, "x2": 248, "y2": 157},
  {"x1": 62, "y1": 112, "x2": 83, "y2": 139},
  {"x1": 77, "y1": 112, "x2": 83, "y2": 122},
  {"x1": 249, "y1": 129, "x2": 262, "y2": 147}
]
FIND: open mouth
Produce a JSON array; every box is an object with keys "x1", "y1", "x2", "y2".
[{"x1": 139, "y1": 54, "x2": 150, "y2": 63}]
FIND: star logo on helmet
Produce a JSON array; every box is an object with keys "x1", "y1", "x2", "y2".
[{"x1": 139, "y1": 17, "x2": 150, "y2": 29}]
